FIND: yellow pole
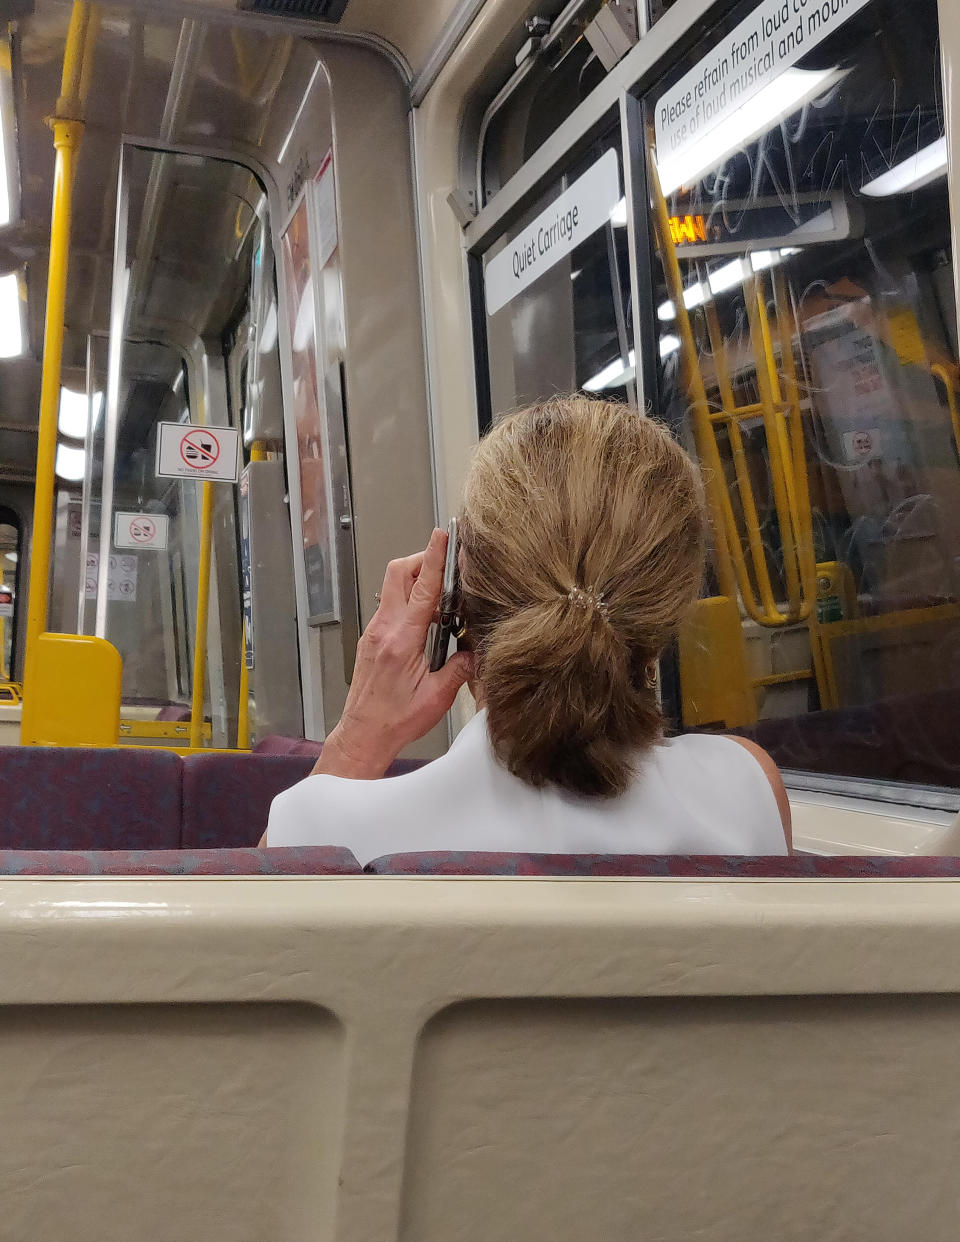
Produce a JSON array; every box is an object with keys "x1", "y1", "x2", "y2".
[
  {"x1": 189, "y1": 480, "x2": 215, "y2": 749},
  {"x1": 648, "y1": 158, "x2": 739, "y2": 602},
  {"x1": 23, "y1": 2, "x2": 92, "y2": 693},
  {"x1": 237, "y1": 620, "x2": 250, "y2": 751}
]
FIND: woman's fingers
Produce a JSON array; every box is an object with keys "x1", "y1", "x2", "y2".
[
  {"x1": 378, "y1": 549, "x2": 427, "y2": 613},
  {"x1": 406, "y1": 528, "x2": 447, "y2": 630}
]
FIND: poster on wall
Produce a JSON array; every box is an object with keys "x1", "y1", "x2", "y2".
[{"x1": 280, "y1": 185, "x2": 339, "y2": 624}]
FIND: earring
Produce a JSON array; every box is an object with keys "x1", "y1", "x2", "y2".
[{"x1": 644, "y1": 663, "x2": 658, "y2": 691}]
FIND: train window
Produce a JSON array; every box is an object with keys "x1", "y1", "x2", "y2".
[
  {"x1": 0, "y1": 519, "x2": 18, "y2": 683},
  {"x1": 480, "y1": 128, "x2": 635, "y2": 422},
  {"x1": 480, "y1": 13, "x2": 608, "y2": 206},
  {"x1": 643, "y1": 0, "x2": 960, "y2": 790}
]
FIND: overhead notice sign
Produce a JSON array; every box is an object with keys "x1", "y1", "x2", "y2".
[
  {"x1": 655, "y1": 0, "x2": 871, "y2": 190},
  {"x1": 485, "y1": 148, "x2": 621, "y2": 317},
  {"x1": 156, "y1": 423, "x2": 241, "y2": 483},
  {"x1": 114, "y1": 512, "x2": 169, "y2": 551}
]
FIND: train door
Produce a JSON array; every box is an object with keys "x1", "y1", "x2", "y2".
[
  {"x1": 465, "y1": 0, "x2": 960, "y2": 804},
  {"x1": 75, "y1": 142, "x2": 299, "y2": 747}
]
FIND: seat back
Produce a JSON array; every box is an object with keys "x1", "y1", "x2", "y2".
[
  {"x1": 0, "y1": 872, "x2": 956, "y2": 1240},
  {"x1": 181, "y1": 752, "x2": 316, "y2": 848},
  {"x1": 0, "y1": 746, "x2": 182, "y2": 849},
  {"x1": 0, "y1": 847, "x2": 361, "y2": 875},
  {"x1": 366, "y1": 852, "x2": 960, "y2": 877}
]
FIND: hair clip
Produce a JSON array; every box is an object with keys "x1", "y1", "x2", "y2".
[{"x1": 566, "y1": 586, "x2": 610, "y2": 622}]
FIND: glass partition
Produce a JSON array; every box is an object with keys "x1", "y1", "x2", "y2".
[
  {"x1": 643, "y1": 0, "x2": 960, "y2": 789},
  {"x1": 87, "y1": 145, "x2": 282, "y2": 744}
]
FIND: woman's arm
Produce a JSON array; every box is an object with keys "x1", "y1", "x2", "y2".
[
  {"x1": 312, "y1": 527, "x2": 473, "y2": 780},
  {"x1": 726, "y1": 736, "x2": 793, "y2": 853},
  {"x1": 258, "y1": 528, "x2": 473, "y2": 847}
]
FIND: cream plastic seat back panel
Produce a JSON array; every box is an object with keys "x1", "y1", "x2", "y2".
[{"x1": 1, "y1": 876, "x2": 960, "y2": 1240}]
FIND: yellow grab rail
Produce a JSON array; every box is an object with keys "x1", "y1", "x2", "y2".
[
  {"x1": 23, "y1": 2, "x2": 96, "y2": 696},
  {"x1": 650, "y1": 154, "x2": 817, "y2": 633}
]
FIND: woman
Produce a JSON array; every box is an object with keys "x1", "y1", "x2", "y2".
[{"x1": 266, "y1": 396, "x2": 791, "y2": 861}]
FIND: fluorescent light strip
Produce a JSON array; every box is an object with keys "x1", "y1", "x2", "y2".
[
  {"x1": 862, "y1": 136, "x2": 948, "y2": 198},
  {"x1": 58, "y1": 387, "x2": 104, "y2": 440},
  {"x1": 55, "y1": 442, "x2": 86, "y2": 482},
  {"x1": 656, "y1": 67, "x2": 841, "y2": 197},
  {"x1": 0, "y1": 272, "x2": 22, "y2": 359},
  {"x1": 658, "y1": 247, "x2": 798, "y2": 321},
  {"x1": 583, "y1": 349, "x2": 637, "y2": 393},
  {"x1": 610, "y1": 197, "x2": 628, "y2": 227}
]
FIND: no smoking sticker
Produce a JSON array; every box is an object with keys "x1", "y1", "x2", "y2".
[
  {"x1": 115, "y1": 512, "x2": 170, "y2": 550},
  {"x1": 156, "y1": 422, "x2": 241, "y2": 483}
]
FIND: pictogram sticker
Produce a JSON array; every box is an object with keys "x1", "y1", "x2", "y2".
[
  {"x1": 114, "y1": 512, "x2": 169, "y2": 551},
  {"x1": 156, "y1": 422, "x2": 241, "y2": 483}
]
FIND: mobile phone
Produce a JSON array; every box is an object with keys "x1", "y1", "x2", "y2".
[{"x1": 429, "y1": 517, "x2": 461, "y2": 672}]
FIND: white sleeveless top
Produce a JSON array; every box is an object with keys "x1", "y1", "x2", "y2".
[{"x1": 266, "y1": 710, "x2": 787, "y2": 865}]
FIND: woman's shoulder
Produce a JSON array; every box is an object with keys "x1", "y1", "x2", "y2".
[{"x1": 651, "y1": 731, "x2": 791, "y2": 849}]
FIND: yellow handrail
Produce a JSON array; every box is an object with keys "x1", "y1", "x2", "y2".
[
  {"x1": 932, "y1": 364, "x2": 960, "y2": 465},
  {"x1": 23, "y1": 2, "x2": 95, "y2": 693},
  {"x1": 650, "y1": 153, "x2": 817, "y2": 633},
  {"x1": 648, "y1": 158, "x2": 739, "y2": 604},
  {"x1": 189, "y1": 480, "x2": 215, "y2": 749}
]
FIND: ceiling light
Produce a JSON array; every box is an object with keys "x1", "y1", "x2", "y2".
[
  {"x1": 583, "y1": 349, "x2": 637, "y2": 392},
  {"x1": 656, "y1": 67, "x2": 842, "y2": 197},
  {"x1": 708, "y1": 259, "x2": 747, "y2": 295},
  {"x1": 0, "y1": 272, "x2": 22, "y2": 359},
  {"x1": 659, "y1": 280, "x2": 711, "y2": 321},
  {"x1": 660, "y1": 334, "x2": 681, "y2": 359},
  {"x1": 862, "y1": 136, "x2": 948, "y2": 198},
  {"x1": 58, "y1": 387, "x2": 104, "y2": 440},
  {"x1": 5, "y1": 552, "x2": 16, "y2": 563},
  {"x1": 610, "y1": 198, "x2": 628, "y2": 227},
  {"x1": 55, "y1": 442, "x2": 86, "y2": 482}
]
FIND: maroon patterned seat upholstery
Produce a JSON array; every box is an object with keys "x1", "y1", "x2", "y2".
[
  {"x1": 0, "y1": 746, "x2": 182, "y2": 850},
  {"x1": 0, "y1": 846, "x2": 361, "y2": 875},
  {"x1": 181, "y1": 753, "x2": 317, "y2": 848},
  {"x1": 365, "y1": 853, "x2": 960, "y2": 877},
  {"x1": 182, "y1": 752, "x2": 432, "y2": 849}
]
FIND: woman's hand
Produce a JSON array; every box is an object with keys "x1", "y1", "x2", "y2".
[{"x1": 313, "y1": 528, "x2": 474, "y2": 780}]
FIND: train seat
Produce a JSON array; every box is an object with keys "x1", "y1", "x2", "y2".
[
  {"x1": 181, "y1": 753, "x2": 317, "y2": 849},
  {"x1": 1, "y1": 872, "x2": 959, "y2": 1240},
  {"x1": 0, "y1": 745, "x2": 182, "y2": 850},
  {"x1": 740, "y1": 689, "x2": 960, "y2": 788},
  {"x1": 0, "y1": 846, "x2": 361, "y2": 875},
  {"x1": 366, "y1": 852, "x2": 960, "y2": 877},
  {"x1": 254, "y1": 735, "x2": 431, "y2": 776}
]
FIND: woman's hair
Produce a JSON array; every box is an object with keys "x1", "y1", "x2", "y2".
[{"x1": 459, "y1": 394, "x2": 705, "y2": 798}]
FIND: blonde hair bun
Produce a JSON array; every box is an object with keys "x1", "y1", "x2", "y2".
[{"x1": 459, "y1": 395, "x2": 705, "y2": 798}]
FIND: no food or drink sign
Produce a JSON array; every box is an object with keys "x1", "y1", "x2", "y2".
[
  {"x1": 114, "y1": 512, "x2": 170, "y2": 551},
  {"x1": 156, "y1": 422, "x2": 242, "y2": 483}
]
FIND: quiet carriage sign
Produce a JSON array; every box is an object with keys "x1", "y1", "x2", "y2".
[{"x1": 655, "y1": 0, "x2": 872, "y2": 186}]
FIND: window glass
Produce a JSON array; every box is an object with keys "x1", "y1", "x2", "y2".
[
  {"x1": 644, "y1": 0, "x2": 960, "y2": 788},
  {"x1": 0, "y1": 521, "x2": 17, "y2": 682},
  {"x1": 481, "y1": 130, "x2": 635, "y2": 420},
  {"x1": 482, "y1": 35, "x2": 608, "y2": 206}
]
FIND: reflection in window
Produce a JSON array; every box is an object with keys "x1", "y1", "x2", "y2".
[
  {"x1": 481, "y1": 133, "x2": 635, "y2": 420},
  {"x1": 646, "y1": 0, "x2": 960, "y2": 789}
]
